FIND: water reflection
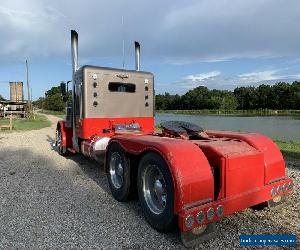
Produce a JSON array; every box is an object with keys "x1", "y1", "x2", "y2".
[{"x1": 155, "y1": 113, "x2": 300, "y2": 141}]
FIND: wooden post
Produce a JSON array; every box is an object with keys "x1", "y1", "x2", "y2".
[{"x1": 9, "y1": 115, "x2": 12, "y2": 131}]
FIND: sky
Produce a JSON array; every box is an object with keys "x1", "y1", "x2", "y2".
[{"x1": 0, "y1": 0, "x2": 300, "y2": 100}]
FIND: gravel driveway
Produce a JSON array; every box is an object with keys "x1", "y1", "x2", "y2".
[{"x1": 0, "y1": 114, "x2": 299, "y2": 249}]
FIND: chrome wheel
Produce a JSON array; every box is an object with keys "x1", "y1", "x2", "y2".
[
  {"x1": 138, "y1": 152, "x2": 175, "y2": 231},
  {"x1": 56, "y1": 130, "x2": 62, "y2": 147},
  {"x1": 142, "y1": 164, "x2": 167, "y2": 215},
  {"x1": 55, "y1": 128, "x2": 68, "y2": 156},
  {"x1": 109, "y1": 152, "x2": 124, "y2": 189}
]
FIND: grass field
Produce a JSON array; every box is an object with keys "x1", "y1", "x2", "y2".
[
  {"x1": 38, "y1": 110, "x2": 65, "y2": 119},
  {"x1": 275, "y1": 140, "x2": 300, "y2": 160},
  {"x1": 0, "y1": 114, "x2": 51, "y2": 131}
]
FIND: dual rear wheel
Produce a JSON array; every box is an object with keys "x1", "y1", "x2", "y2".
[
  {"x1": 107, "y1": 144, "x2": 175, "y2": 231},
  {"x1": 56, "y1": 128, "x2": 68, "y2": 156}
]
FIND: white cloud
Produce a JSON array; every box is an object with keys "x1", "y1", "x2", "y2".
[
  {"x1": 238, "y1": 70, "x2": 278, "y2": 82},
  {"x1": 170, "y1": 71, "x2": 222, "y2": 91},
  {"x1": 185, "y1": 71, "x2": 221, "y2": 82},
  {"x1": 163, "y1": 68, "x2": 300, "y2": 95}
]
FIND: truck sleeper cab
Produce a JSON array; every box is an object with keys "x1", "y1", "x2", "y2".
[{"x1": 56, "y1": 30, "x2": 293, "y2": 248}]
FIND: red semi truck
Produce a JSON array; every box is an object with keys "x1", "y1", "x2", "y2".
[{"x1": 56, "y1": 30, "x2": 293, "y2": 247}]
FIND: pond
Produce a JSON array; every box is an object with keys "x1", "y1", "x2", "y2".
[{"x1": 155, "y1": 113, "x2": 300, "y2": 141}]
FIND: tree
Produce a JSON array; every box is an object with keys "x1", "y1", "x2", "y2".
[
  {"x1": 44, "y1": 93, "x2": 65, "y2": 111},
  {"x1": 42, "y1": 86, "x2": 65, "y2": 111},
  {"x1": 32, "y1": 97, "x2": 45, "y2": 109},
  {"x1": 273, "y1": 82, "x2": 292, "y2": 109},
  {"x1": 220, "y1": 91, "x2": 238, "y2": 110},
  {"x1": 181, "y1": 86, "x2": 211, "y2": 109},
  {"x1": 290, "y1": 81, "x2": 300, "y2": 109},
  {"x1": 256, "y1": 84, "x2": 275, "y2": 109},
  {"x1": 234, "y1": 86, "x2": 257, "y2": 109},
  {"x1": 45, "y1": 86, "x2": 61, "y2": 97},
  {"x1": 0, "y1": 94, "x2": 6, "y2": 101}
]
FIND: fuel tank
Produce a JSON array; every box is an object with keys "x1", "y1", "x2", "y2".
[{"x1": 81, "y1": 136, "x2": 110, "y2": 160}]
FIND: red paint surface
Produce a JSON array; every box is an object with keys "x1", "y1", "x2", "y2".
[
  {"x1": 194, "y1": 138, "x2": 266, "y2": 197},
  {"x1": 76, "y1": 117, "x2": 154, "y2": 139},
  {"x1": 109, "y1": 134, "x2": 215, "y2": 213},
  {"x1": 110, "y1": 132, "x2": 291, "y2": 232},
  {"x1": 206, "y1": 130, "x2": 286, "y2": 184},
  {"x1": 57, "y1": 121, "x2": 72, "y2": 147},
  {"x1": 57, "y1": 121, "x2": 292, "y2": 233},
  {"x1": 178, "y1": 178, "x2": 293, "y2": 232}
]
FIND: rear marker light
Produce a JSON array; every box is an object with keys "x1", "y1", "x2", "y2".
[
  {"x1": 283, "y1": 183, "x2": 288, "y2": 192},
  {"x1": 271, "y1": 187, "x2": 277, "y2": 197},
  {"x1": 216, "y1": 205, "x2": 224, "y2": 217},
  {"x1": 207, "y1": 207, "x2": 214, "y2": 221},
  {"x1": 196, "y1": 211, "x2": 205, "y2": 224},
  {"x1": 185, "y1": 215, "x2": 194, "y2": 229},
  {"x1": 277, "y1": 185, "x2": 282, "y2": 193}
]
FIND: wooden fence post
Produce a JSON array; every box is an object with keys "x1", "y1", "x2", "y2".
[{"x1": 9, "y1": 115, "x2": 12, "y2": 131}]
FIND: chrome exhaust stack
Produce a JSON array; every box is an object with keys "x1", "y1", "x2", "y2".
[
  {"x1": 135, "y1": 41, "x2": 140, "y2": 71},
  {"x1": 71, "y1": 30, "x2": 79, "y2": 150},
  {"x1": 71, "y1": 30, "x2": 78, "y2": 76}
]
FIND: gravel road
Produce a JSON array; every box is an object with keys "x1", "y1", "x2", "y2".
[{"x1": 0, "y1": 114, "x2": 299, "y2": 249}]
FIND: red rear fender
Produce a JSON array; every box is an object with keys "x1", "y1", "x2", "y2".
[
  {"x1": 206, "y1": 130, "x2": 285, "y2": 184},
  {"x1": 109, "y1": 135, "x2": 214, "y2": 213},
  {"x1": 56, "y1": 121, "x2": 72, "y2": 148}
]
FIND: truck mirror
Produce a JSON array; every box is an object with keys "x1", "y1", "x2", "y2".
[{"x1": 60, "y1": 81, "x2": 67, "y2": 97}]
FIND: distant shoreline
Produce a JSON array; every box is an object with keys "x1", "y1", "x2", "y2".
[{"x1": 156, "y1": 109, "x2": 300, "y2": 116}]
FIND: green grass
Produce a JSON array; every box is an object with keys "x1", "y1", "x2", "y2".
[
  {"x1": 275, "y1": 140, "x2": 300, "y2": 160},
  {"x1": 157, "y1": 109, "x2": 300, "y2": 116},
  {"x1": 155, "y1": 125, "x2": 161, "y2": 133},
  {"x1": 0, "y1": 114, "x2": 51, "y2": 131},
  {"x1": 38, "y1": 109, "x2": 65, "y2": 119},
  {"x1": 0, "y1": 119, "x2": 11, "y2": 127}
]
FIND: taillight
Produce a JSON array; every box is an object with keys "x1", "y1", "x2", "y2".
[
  {"x1": 216, "y1": 205, "x2": 224, "y2": 217},
  {"x1": 196, "y1": 211, "x2": 205, "y2": 224},
  {"x1": 271, "y1": 187, "x2": 277, "y2": 197},
  {"x1": 207, "y1": 207, "x2": 214, "y2": 221},
  {"x1": 185, "y1": 215, "x2": 194, "y2": 229}
]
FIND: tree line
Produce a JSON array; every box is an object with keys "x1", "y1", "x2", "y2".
[
  {"x1": 34, "y1": 81, "x2": 300, "y2": 112},
  {"x1": 156, "y1": 81, "x2": 300, "y2": 110}
]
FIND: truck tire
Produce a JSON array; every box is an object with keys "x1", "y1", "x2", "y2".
[
  {"x1": 107, "y1": 143, "x2": 131, "y2": 202},
  {"x1": 137, "y1": 152, "x2": 175, "y2": 232},
  {"x1": 56, "y1": 128, "x2": 68, "y2": 156}
]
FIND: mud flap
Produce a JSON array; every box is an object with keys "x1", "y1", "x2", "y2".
[{"x1": 180, "y1": 222, "x2": 217, "y2": 248}]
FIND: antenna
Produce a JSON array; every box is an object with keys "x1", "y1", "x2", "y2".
[{"x1": 122, "y1": 15, "x2": 125, "y2": 69}]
